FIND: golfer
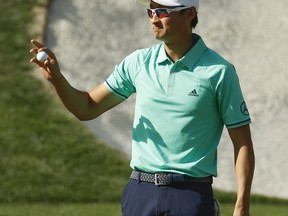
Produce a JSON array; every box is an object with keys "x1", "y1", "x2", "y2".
[{"x1": 30, "y1": 0, "x2": 255, "y2": 215}]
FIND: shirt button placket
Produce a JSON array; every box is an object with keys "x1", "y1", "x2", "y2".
[{"x1": 167, "y1": 68, "x2": 176, "y2": 97}]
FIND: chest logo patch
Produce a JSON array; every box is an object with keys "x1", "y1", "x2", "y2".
[{"x1": 188, "y1": 89, "x2": 199, "y2": 97}]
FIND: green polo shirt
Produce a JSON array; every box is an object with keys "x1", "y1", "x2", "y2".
[{"x1": 105, "y1": 34, "x2": 251, "y2": 177}]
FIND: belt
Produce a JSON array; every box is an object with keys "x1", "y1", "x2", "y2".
[{"x1": 130, "y1": 170, "x2": 213, "y2": 186}]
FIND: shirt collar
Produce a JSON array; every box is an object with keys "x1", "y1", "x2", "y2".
[
  {"x1": 157, "y1": 43, "x2": 170, "y2": 64},
  {"x1": 156, "y1": 34, "x2": 207, "y2": 69},
  {"x1": 181, "y1": 34, "x2": 207, "y2": 70}
]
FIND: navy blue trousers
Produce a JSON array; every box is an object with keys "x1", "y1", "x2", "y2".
[{"x1": 121, "y1": 179, "x2": 214, "y2": 216}]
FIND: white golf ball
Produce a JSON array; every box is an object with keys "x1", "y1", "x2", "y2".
[{"x1": 36, "y1": 51, "x2": 48, "y2": 62}]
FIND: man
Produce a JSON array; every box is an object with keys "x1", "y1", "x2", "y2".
[{"x1": 30, "y1": 0, "x2": 255, "y2": 215}]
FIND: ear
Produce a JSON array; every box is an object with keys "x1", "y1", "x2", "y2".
[{"x1": 185, "y1": 7, "x2": 197, "y2": 20}]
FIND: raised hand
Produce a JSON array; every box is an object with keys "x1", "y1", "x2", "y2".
[{"x1": 30, "y1": 39, "x2": 61, "y2": 82}]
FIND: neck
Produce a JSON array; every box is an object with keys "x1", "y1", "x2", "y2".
[{"x1": 164, "y1": 34, "x2": 195, "y2": 62}]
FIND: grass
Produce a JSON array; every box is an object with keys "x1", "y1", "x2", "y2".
[
  {"x1": 221, "y1": 203, "x2": 288, "y2": 216},
  {"x1": 0, "y1": 203, "x2": 121, "y2": 216},
  {"x1": 0, "y1": 0, "x2": 288, "y2": 215},
  {"x1": 0, "y1": 202, "x2": 288, "y2": 216},
  {"x1": 0, "y1": 0, "x2": 130, "y2": 204}
]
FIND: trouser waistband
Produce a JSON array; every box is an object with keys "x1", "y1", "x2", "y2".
[{"x1": 130, "y1": 170, "x2": 213, "y2": 186}]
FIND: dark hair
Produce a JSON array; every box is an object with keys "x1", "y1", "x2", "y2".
[
  {"x1": 180, "y1": 9, "x2": 198, "y2": 29},
  {"x1": 191, "y1": 14, "x2": 198, "y2": 29}
]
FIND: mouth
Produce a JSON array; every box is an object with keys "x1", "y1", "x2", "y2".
[
  {"x1": 151, "y1": 23, "x2": 164, "y2": 38},
  {"x1": 152, "y1": 25, "x2": 162, "y2": 33}
]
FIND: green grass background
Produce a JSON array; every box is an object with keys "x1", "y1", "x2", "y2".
[
  {"x1": 0, "y1": 0, "x2": 130, "y2": 204},
  {"x1": 0, "y1": 0, "x2": 288, "y2": 215}
]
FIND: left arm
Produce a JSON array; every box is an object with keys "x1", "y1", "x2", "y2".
[{"x1": 228, "y1": 125, "x2": 255, "y2": 216}]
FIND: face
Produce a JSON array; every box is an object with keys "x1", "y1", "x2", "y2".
[{"x1": 148, "y1": 1, "x2": 194, "y2": 43}]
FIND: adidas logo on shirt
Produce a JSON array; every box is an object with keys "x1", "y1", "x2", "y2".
[{"x1": 188, "y1": 89, "x2": 199, "y2": 97}]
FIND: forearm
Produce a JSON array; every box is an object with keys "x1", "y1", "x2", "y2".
[
  {"x1": 234, "y1": 142, "x2": 255, "y2": 215},
  {"x1": 51, "y1": 76, "x2": 124, "y2": 121},
  {"x1": 30, "y1": 41, "x2": 93, "y2": 119},
  {"x1": 228, "y1": 125, "x2": 255, "y2": 216},
  {"x1": 30, "y1": 40, "x2": 123, "y2": 121},
  {"x1": 51, "y1": 74, "x2": 94, "y2": 120}
]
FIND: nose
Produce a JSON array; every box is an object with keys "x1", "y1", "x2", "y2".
[{"x1": 151, "y1": 13, "x2": 160, "y2": 23}]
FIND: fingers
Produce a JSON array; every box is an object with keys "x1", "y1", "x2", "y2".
[
  {"x1": 30, "y1": 39, "x2": 52, "y2": 58},
  {"x1": 31, "y1": 39, "x2": 44, "y2": 48},
  {"x1": 30, "y1": 40, "x2": 56, "y2": 64},
  {"x1": 30, "y1": 39, "x2": 44, "y2": 54},
  {"x1": 29, "y1": 39, "x2": 62, "y2": 82},
  {"x1": 30, "y1": 56, "x2": 48, "y2": 69},
  {"x1": 37, "y1": 47, "x2": 56, "y2": 61}
]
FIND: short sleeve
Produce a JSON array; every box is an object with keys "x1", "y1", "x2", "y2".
[
  {"x1": 105, "y1": 52, "x2": 138, "y2": 100},
  {"x1": 215, "y1": 64, "x2": 251, "y2": 128}
]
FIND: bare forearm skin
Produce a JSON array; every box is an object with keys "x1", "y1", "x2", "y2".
[
  {"x1": 234, "y1": 142, "x2": 255, "y2": 215},
  {"x1": 228, "y1": 125, "x2": 255, "y2": 216}
]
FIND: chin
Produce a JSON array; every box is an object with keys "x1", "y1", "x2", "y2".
[
  {"x1": 153, "y1": 31, "x2": 165, "y2": 41},
  {"x1": 154, "y1": 35, "x2": 169, "y2": 43},
  {"x1": 153, "y1": 28, "x2": 165, "y2": 39},
  {"x1": 154, "y1": 36, "x2": 164, "y2": 42}
]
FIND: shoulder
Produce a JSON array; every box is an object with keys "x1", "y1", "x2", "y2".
[
  {"x1": 117, "y1": 43, "x2": 162, "y2": 77},
  {"x1": 126, "y1": 43, "x2": 162, "y2": 64},
  {"x1": 191, "y1": 35, "x2": 236, "y2": 79},
  {"x1": 113, "y1": 43, "x2": 162, "y2": 81},
  {"x1": 193, "y1": 46, "x2": 239, "y2": 92},
  {"x1": 199, "y1": 48, "x2": 236, "y2": 80},
  {"x1": 203, "y1": 48, "x2": 233, "y2": 69}
]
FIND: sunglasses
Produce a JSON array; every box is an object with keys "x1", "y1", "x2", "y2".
[{"x1": 146, "y1": 6, "x2": 191, "y2": 19}]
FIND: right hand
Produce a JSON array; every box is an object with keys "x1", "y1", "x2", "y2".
[{"x1": 30, "y1": 39, "x2": 61, "y2": 82}]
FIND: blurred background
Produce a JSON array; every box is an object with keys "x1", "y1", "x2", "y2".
[
  {"x1": 45, "y1": 0, "x2": 288, "y2": 199},
  {"x1": 1, "y1": 0, "x2": 288, "y2": 215},
  {"x1": 45, "y1": 0, "x2": 288, "y2": 198}
]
